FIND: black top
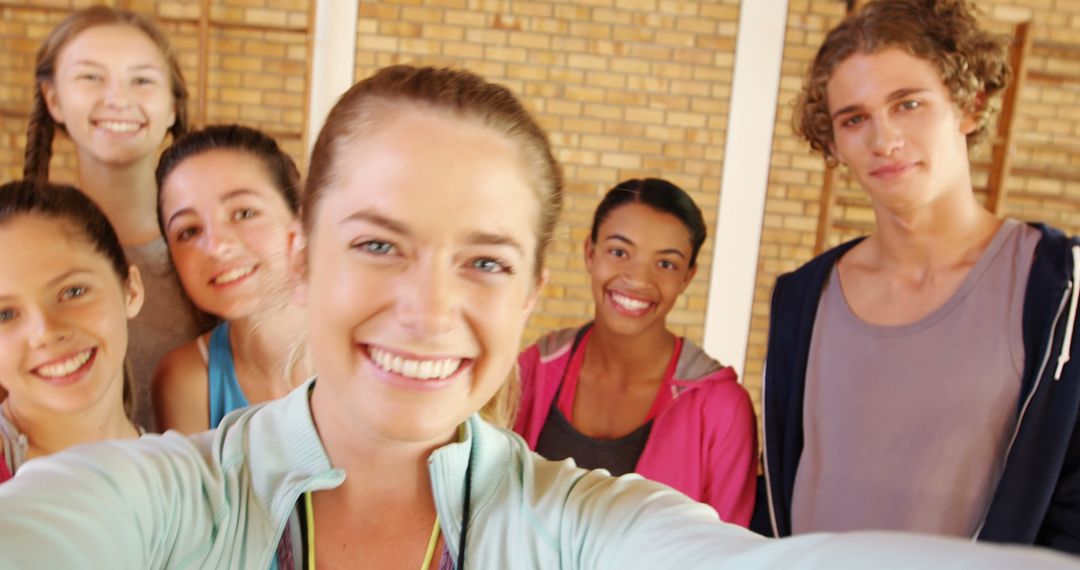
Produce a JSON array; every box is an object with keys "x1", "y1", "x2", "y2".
[{"x1": 535, "y1": 404, "x2": 653, "y2": 477}]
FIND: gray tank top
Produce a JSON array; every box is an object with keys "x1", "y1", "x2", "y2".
[
  {"x1": 0, "y1": 411, "x2": 27, "y2": 477},
  {"x1": 124, "y1": 238, "x2": 210, "y2": 432},
  {"x1": 792, "y1": 219, "x2": 1041, "y2": 536}
]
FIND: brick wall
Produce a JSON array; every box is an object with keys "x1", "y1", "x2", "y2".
[
  {"x1": 745, "y1": 0, "x2": 1080, "y2": 414},
  {"x1": 354, "y1": 0, "x2": 743, "y2": 351},
  {"x1": 0, "y1": 0, "x2": 312, "y2": 185}
]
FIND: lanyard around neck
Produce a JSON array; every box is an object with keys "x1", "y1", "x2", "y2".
[
  {"x1": 303, "y1": 492, "x2": 441, "y2": 570},
  {"x1": 303, "y1": 423, "x2": 475, "y2": 570}
]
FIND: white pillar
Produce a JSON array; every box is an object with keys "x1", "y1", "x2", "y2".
[
  {"x1": 307, "y1": 0, "x2": 360, "y2": 153},
  {"x1": 702, "y1": 0, "x2": 790, "y2": 378}
]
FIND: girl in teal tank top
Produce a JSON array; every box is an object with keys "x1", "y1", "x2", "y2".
[{"x1": 152, "y1": 125, "x2": 311, "y2": 432}]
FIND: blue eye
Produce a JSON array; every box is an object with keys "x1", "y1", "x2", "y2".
[
  {"x1": 355, "y1": 240, "x2": 395, "y2": 255},
  {"x1": 471, "y1": 257, "x2": 512, "y2": 274},
  {"x1": 0, "y1": 308, "x2": 16, "y2": 323}
]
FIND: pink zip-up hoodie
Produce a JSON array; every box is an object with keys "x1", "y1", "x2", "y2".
[{"x1": 514, "y1": 326, "x2": 758, "y2": 526}]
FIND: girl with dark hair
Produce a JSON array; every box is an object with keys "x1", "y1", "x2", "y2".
[
  {"x1": 756, "y1": 0, "x2": 1080, "y2": 553},
  {"x1": 152, "y1": 125, "x2": 309, "y2": 432},
  {"x1": 0, "y1": 180, "x2": 143, "y2": 483},
  {"x1": 515, "y1": 178, "x2": 757, "y2": 524},
  {"x1": 24, "y1": 6, "x2": 206, "y2": 431},
  {"x1": 0, "y1": 67, "x2": 1072, "y2": 569}
]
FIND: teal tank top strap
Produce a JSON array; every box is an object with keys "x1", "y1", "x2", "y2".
[{"x1": 206, "y1": 321, "x2": 249, "y2": 428}]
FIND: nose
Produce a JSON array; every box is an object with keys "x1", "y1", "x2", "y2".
[
  {"x1": 396, "y1": 259, "x2": 459, "y2": 339},
  {"x1": 28, "y1": 308, "x2": 73, "y2": 349},
  {"x1": 102, "y1": 77, "x2": 133, "y2": 109},
  {"x1": 203, "y1": 223, "x2": 240, "y2": 259},
  {"x1": 871, "y1": 114, "x2": 904, "y2": 156},
  {"x1": 620, "y1": 257, "x2": 651, "y2": 286}
]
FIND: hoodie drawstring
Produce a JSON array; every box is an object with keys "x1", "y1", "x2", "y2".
[{"x1": 1053, "y1": 245, "x2": 1080, "y2": 380}]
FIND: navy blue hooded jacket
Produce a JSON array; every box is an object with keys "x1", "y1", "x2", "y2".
[{"x1": 751, "y1": 223, "x2": 1080, "y2": 554}]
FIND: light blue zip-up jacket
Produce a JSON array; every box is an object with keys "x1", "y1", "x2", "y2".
[{"x1": 0, "y1": 379, "x2": 1075, "y2": 569}]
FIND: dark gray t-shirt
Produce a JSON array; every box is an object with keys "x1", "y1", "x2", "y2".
[{"x1": 792, "y1": 219, "x2": 1041, "y2": 536}]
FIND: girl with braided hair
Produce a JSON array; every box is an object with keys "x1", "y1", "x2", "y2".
[{"x1": 24, "y1": 6, "x2": 208, "y2": 431}]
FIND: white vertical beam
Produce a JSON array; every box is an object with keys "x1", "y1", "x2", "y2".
[
  {"x1": 307, "y1": 0, "x2": 360, "y2": 153},
  {"x1": 702, "y1": 1, "x2": 790, "y2": 377}
]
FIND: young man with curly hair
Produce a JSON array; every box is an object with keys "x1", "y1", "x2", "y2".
[{"x1": 753, "y1": 0, "x2": 1080, "y2": 554}]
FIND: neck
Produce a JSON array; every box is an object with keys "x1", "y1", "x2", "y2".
[
  {"x1": 586, "y1": 319, "x2": 675, "y2": 387},
  {"x1": 230, "y1": 298, "x2": 311, "y2": 391},
  {"x1": 309, "y1": 381, "x2": 455, "y2": 505},
  {"x1": 3, "y1": 392, "x2": 137, "y2": 460},
  {"x1": 75, "y1": 150, "x2": 161, "y2": 247},
  {"x1": 870, "y1": 180, "x2": 1000, "y2": 270}
]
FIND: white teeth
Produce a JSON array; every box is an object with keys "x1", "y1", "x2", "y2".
[
  {"x1": 213, "y1": 266, "x2": 255, "y2": 285},
  {"x1": 35, "y1": 349, "x2": 93, "y2": 378},
  {"x1": 368, "y1": 347, "x2": 461, "y2": 380},
  {"x1": 97, "y1": 121, "x2": 141, "y2": 133},
  {"x1": 611, "y1": 292, "x2": 651, "y2": 311}
]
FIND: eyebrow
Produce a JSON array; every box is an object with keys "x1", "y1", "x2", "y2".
[
  {"x1": 830, "y1": 88, "x2": 928, "y2": 120},
  {"x1": 48, "y1": 268, "x2": 93, "y2": 287},
  {"x1": 165, "y1": 189, "x2": 263, "y2": 230},
  {"x1": 69, "y1": 60, "x2": 165, "y2": 72},
  {"x1": 340, "y1": 210, "x2": 411, "y2": 235},
  {"x1": 603, "y1": 233, "x2": 687, "y2": 259},
  {"x1": 343, "y1": 210, "x2": 525, "y2": 255},
  {"x1": 465, "y1": 232, "x2": 525, "y2": 256},
  {"x1": 0, "y1": 269, "x2": 95, "y2": 301}
]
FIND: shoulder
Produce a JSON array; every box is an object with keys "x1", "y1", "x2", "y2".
[
  {"x1": 154, "y1": 338, "x2": 209, "y2": 394},
  {"x1": 776, "y1": 237, "x2": 863, "y2": 294},
  {"x1": 674, "y1": 338, "x2": 727, "y2": 379},
  {"x1": 153, "y1": 338, "x2": 211, "y2": 433},
  {"x1": 1027, "y1": 223, "x2": 1078, "y2": 276},
  {"x1": 527, "y1": 327, "x2": 582, "y2": 360}
]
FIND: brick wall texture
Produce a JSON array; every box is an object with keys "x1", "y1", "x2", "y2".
[{"x1": 1, "y1": 0, "x2": 1077, "y2": 421}]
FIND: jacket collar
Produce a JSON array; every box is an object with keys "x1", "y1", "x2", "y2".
[{"x1": 233, "y1": 377, "x2": 511, "y2": 560}]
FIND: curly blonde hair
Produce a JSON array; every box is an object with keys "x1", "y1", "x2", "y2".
[{"x1": 794, "y1": 0, "x2": 1011, "y2": 166}]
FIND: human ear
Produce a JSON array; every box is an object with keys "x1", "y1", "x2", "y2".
[
  {"x1": 583, "y1": 237, "x2": 596, "y2": 271},
  {"x1": 41, "y1": 81, "x2": 65, "y2": 125},
  {"x1": 959, "y1": 92, "x2": 984, "y2": 135},
  {"x1": 286, "y1": 224, "x2": 308, "y2": 307},
  {"x1": 123, "y1": 265, "x2": 146, "y2": 319},
  {"x1": 683, "y1": 263, "x2": 698, "y2": 289}
]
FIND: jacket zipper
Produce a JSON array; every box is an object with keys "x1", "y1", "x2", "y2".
[{"x1": 971, "y1": 279, "x2": 1073, "y2": 540}]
